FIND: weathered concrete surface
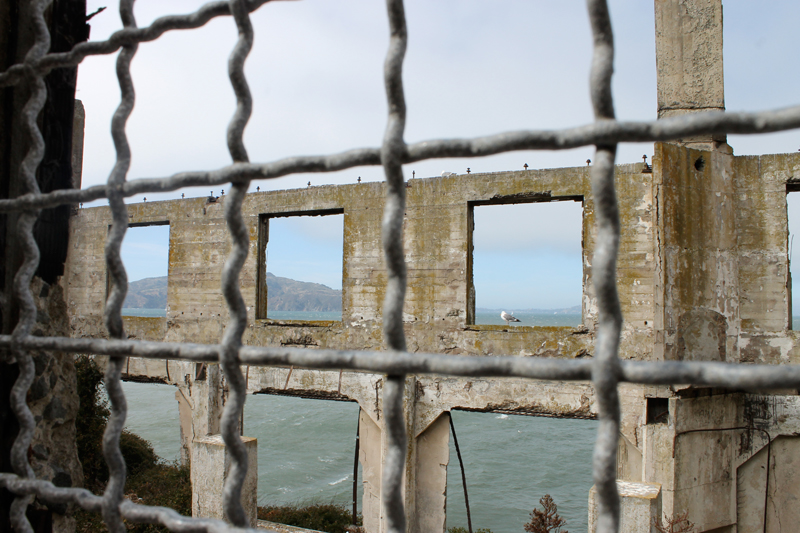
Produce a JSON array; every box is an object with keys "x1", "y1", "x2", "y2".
[
  {"x1": 191, "y1": 434, "x2": 258, "y2": 527},
  {"x1": 358, "y1": 409, "x2": 382, "y2": 533},
  {"x1": 413, "y1": 413, "x2": 450, "y2": 533},
  {"x1": 737, "y1": 436, "x2": 800, "y2": 533},
  {"x1": 655, "y1": 0, "x2": 725, "y2": 147},
  {"x1": 71, "y1": 144, "x2": 800, "y2": 532},
  {"x1": 65, "y1": 163, "x2": 664, "y2": 360},
  {"x1": 588, "y1": 481, "x2": 661, "y2": 533}
]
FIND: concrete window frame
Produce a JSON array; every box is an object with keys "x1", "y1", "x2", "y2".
[
  {"x1": 466, "y1": 196, "x2": 584, "y2": 328},
  {"x1": 786, "y1": 184, "x2": 800, "y2": 329},
  {"x1": 256, "y1": 208, "x2": 345, "y2": 324},
  {"x1": 106, "y1": 220, "x2": 171, "y2": 315}
]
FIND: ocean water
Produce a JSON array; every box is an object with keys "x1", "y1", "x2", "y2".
[
  {"x1": 120, "y1": 309, "x2": 800, "y2": 331},
  {"x1": 120, "y1": 382, "x2": 596, "y2": 533},
  {"x1": 267, "y1": 311, "x2": 342, "y2": 321},
  {"x1": 122, "y1": 308, "x2": 167, "y2": 317},
  {"x1": 120, "y1": 309, "x2": 581, "y2": 327},
  {"x1": 475, "y1": 311, "x2": 582, "y2": 327}
]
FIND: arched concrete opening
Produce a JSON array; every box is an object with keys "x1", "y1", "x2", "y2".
[
  {"x1": 244, "y1": 393, "x2": 361, "y2": 510},
  {"x1": 446, "y1": 409, "x2": 598, "y2": 533}
]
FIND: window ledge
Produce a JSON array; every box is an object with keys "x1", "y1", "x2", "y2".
[
  {"x1": 256, "y1": 319, "x2": 340, "y2": 328},
  {"x1": 462, "y1": 324, "x2": 590, "y2": 334}
]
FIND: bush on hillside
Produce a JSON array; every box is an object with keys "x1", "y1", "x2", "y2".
[{"x1": 258, "y1": 503, "x2": 360, "y2": 533}]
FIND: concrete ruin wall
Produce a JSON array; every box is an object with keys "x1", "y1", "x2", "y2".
[{"x1": 65, "y1": 144, "x2": 800, "y2": 532}]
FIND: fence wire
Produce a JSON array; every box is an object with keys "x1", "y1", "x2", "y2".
[{"x1": 1, "y1": 1, "x2": 799, "y2": 533}]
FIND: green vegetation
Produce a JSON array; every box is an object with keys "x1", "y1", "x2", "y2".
[
  {"x1": 74, "y1": 356, "x2": 191, "y2": 533},
  {"x1": 257, "y1": 502, "x2": 360, "y2": 533},
  {"x1": 447, "y1": 528, "x2": 494, "y2": 533}
]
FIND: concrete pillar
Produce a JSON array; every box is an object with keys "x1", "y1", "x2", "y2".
[
  {"x1": 191, "y1": 434, "x2": 258, "y2": 527},
  {"x1": 176, "y1": 363, "x2": 226, "y2": 464},
  {"x1": 359, "y1": 408, "x2": 383, "y2": 533},
  {"x1": 413, "y1": 413, "x2": 450, "y2": 533},
  {"x1": 654, "y1": 0, "x2": 726, "y2": 148},
  {"x1": 588, "y1": 481, "x2": 662, "y2": 533},
  {"x1": 356, "y1": 377, "x2": 451, "y2": 533}
]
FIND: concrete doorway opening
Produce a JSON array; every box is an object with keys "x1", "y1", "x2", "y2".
[
  {"x1": 112, "y1": 380, "x2": 182, "y2": 462},
  {"x1": 245, "y1": 394, "x2": 361, "y2": 516},
  {"x1": 446, "y1": 409, "x2": 597, "y2": 533}
]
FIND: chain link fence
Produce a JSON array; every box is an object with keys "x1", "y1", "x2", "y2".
[{"x1": 1, "y1": 1, "x2": 800, "y2": 532}]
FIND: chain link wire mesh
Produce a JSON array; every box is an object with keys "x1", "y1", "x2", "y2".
[{"x1": 1, "y1": 1, "x2": 800, "y2": 532}]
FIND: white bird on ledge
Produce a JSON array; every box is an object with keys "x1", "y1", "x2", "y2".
[{"x1": 500, "y1": 311, "x2": 521, "y2": 326}]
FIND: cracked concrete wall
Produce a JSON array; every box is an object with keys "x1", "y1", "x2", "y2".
[
  {"x1": 65, "y1": 163, "x2": 662, "y2": 362},
  {"x1": 69, "y1": 144, "x2": 800, "y2": 532}
]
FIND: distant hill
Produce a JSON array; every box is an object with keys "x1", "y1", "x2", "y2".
[
  {"x1": 476, "y1": 305, "x2": 581, "y2": 314},
  {"x1": 124, "y1": 276, "x2": 168, "y2": 309},
  {"x1": 266, "y1": 272, "x2": 341, "y2": 312},
  {"x1": 123, "y1": 273, "x2": 342, "y2": 312}
]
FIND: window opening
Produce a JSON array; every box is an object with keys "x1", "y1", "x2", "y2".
[
  {"x1": 446, "y1": 410, "x2": 597, "y2": 533},
  {"x1": 119, "y1": 223, "x2": 170, "y2": 317},
  {"x1": 244, "y1": 394, "x2": 361, "y2": 516},
  {"x1": 257, "y1": 210, "x2": 344, "y2": 321},
  {"x1": 468, "y1": 199, "x2": 583, "y2": 326},
  {"x1": 788, "y1": 190, "x2": 800, "y2": 330},
  {"x1": 646, "y1": 397, "x2": 670, "y2": 425},
  {"x1": 105, "y1": 381, "x2": 182, "y2": 463}
]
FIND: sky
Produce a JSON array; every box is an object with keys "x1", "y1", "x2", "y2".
[{"x1": 82, "y1": 1, "x2": 800, "y2": 309}]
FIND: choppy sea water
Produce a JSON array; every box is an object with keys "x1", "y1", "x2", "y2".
[
  {"x1": 121, "y1": 383, "x2": 596, "y2": 533},
  {"x1": 120, "y1": 309, "x2": 582, "y2": 328}
]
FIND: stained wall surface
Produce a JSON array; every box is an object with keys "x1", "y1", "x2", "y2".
[{"x1": 66, "y1": 146, "x2": 800, "y2": 531}]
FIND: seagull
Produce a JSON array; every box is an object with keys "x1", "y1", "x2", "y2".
[{"x1": 500, "y1": 311, "x2": 521, "y2": 326}]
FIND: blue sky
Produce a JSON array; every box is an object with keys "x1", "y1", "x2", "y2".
[
  {"x1": 121, "y1": 225, "x2": 170, "y2": 281},
  {"x1": 266, "y1": 214, "x2": 344, "y2": 290},
  {"x1": 86, "y1": 1, "x2": 800, "y2": 307},
  {"x1": 473, "y1": 201, "x2": 583, "y2": 310}
]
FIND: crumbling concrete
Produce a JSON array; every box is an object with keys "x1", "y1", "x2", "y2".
[
  {"x1": 588, "y1": 481, "x2": 661, "y2": 533},
  {"x1": 191, "y1": 434, "x2": 258, "y2": 527}
]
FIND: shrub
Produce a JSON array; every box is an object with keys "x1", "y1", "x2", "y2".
[
  {"x1": 258, "y1": 503, "x2": 360, "y2": 533},
  {"x1": 75, "y1": 355, "x2": 110, "y2": 490},
  {"x1": 447, "y1": 527, "x2": 494, "y2": 533},
  {"x1": 653, "y1": 511, "x2": 695, "y2": 533},
  {"x1": 524, "y1": 495, "x2": 568, "y2": 533}
]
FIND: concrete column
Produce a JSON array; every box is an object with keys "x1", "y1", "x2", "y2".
[
  {"x1": 359, "y1": 408, "x2": 383, "y2": 533},
  {"x1": 176, "y1": 363, "x2": 226, "y2": 464},
  {"x1": 191, "y1": 434, "x2": 258, "y2": 527},
  {"x1": 588, "y1": 481, "x2": 662, "y2": 533},
  {"x1": 360, "y1": 376, "x2": 418, "y2": 533},
  {"x1": 413, "y1": 413, "x2": 450, "y2": 533},
  {"x1": 357, "y1": 377, "x2": 451, "y2": 533},
  {"x1": 654, "y1": 0, "x2": 726, "y2": 148}
]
